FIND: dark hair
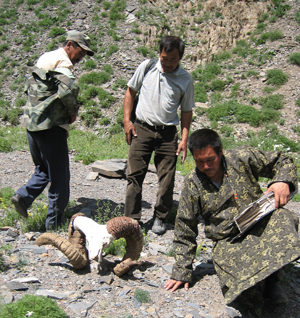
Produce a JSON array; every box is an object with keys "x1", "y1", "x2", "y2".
[
  {"x1": 188, "y1": 129, "x2": 222, "y2": 156},
  {"x1": 63, "y1": 40, "x2": 79, "y2": 49},
  {"x1": 159, "y1": 36, "x2": 185, "y2": 59}
]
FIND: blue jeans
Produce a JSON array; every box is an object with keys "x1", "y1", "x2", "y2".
[{"x1": 16, "y1": 126, "x2": 70, "y2": 229}]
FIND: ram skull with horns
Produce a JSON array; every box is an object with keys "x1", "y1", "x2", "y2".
[{"x1": 35, "y1": 213, "x2": 144, "y2": 276}]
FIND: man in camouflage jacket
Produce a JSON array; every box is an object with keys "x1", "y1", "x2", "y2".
[
  {"x1": 11, "y1": 31, "x2": 94, "y2": 230},
  {"x1": 165, "y1": 128, "x2": 300, "y2": 316}
]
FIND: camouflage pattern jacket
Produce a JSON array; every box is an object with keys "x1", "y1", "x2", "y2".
[
  {"x1": 23, "y1": 67, "x2": 80, "y2": 131},
  {"x1": 171, "y1": 146, "x2": 299, "y2": 303}
]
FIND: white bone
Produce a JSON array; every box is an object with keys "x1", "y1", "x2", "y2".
[{"x1": 73, "y1": 216, "x2": 115, "y2": 262}]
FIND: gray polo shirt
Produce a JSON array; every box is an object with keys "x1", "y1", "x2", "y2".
[{"x1": 127, "y1": 59, "x2": 194, "y2": 126}]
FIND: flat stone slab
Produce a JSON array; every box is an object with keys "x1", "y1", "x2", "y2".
[
  {"x1": 5, "y1": 281, "x2": 28, "y2": 291},
  {"x1": 11, "y1": 277, "x2": 40, "y2": 284},
  {"x1": 90, "y1": 159, "x2": 127, "y2": 178}
]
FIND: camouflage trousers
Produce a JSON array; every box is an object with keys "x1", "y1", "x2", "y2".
[{"x1": 212, "y1": 207, "x2": 300, "y2": 305}]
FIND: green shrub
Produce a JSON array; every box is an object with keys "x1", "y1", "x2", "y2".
[
  {"x1": 288, "y1": 52, "x2": 300, "y2": 66},
  {"x1": 38, "y1": 17, "x2": 55, "y2": 28},
  {"x1": 109, "y1": 123, "x2": 123, "y2": 134},
  {"x1": 103, "y1": 64, "x2": 113, "y2": 74},
  {"x1": 268, "y1": 29, "x2": 283, "y2": 41},
  {"x1": 103, "y1": 1, "x2": 111, "y2": 10},
  {"x1": 194, "y1": 82, "x2": 208, "y2": 102},
  {"x1": 232, "y1": 40, "x2": 251, "y2": 58},
  {"x1": 266, "y1": 69, "x2": 288, "y2": 86},
  {"x1": 83, "y1": 60, "x2": 97, "y2": 70},
  {"x1": 210, "y1": 79, "x2": 226, "y2": 91},
  {"x1": 293, "y1": 193, "x2": 300, "y2": 202},
  {"x1": 295, "y1": 11, "x2": 300, "y2": 25},
  {"x1": 0, "y1": 43, "x2": 8, "y2": 52},
  {"x1": 260, "y1": 108, "x2": 280, "y2": 123},
  {"x1": 295, "y1": 99, "x2": 300, "y2": 107},
  {"x1": 0, "y1": 137, "x2": 12, "y2": 152},
  {"x1": 292, "y1": 125, "x2": 300, "y2": 135},
  {"x1": 136, "y1": 46, "x2": 149, "y2": 57},
  {"x1": 49, "y1": 27, "x2": 65, "y2": 38},
  {"x1": 80, "y1": 105, "x2": 102, "y2": 127},
  {"x1": 95, "y1": 200, "x2": 123, "y2": 224},
  {"x1": 112, "y1": 78, "x2": 127, "y2": 90},
  {"x1": 15, "y1": 98, "x2": 26, "y2": 107},
  {"x1": 105, "y1": 44, "x2": 119, "y2": 58},
  {"x1": 100, "y1": 117, "x2": 111, "y2": 125},
  {"x1": 259, "y1": 94, "x2": 284, "y2": 110},
  {"x1": 205, "y1": 62, "x2": 221, "y2": 75},
  {"x1": 132, "y1": 27, "x2": 142, "y2": 34},
  {"x1": 247, "y1": 70, "x2": 259, "y2": 77},
  {"x1": 234, "y1": 104, "x2": 262, "y2": 127},
  {"x1": 231, "y1": 83, "x2": 240, "y2": 97},
  {"x1": 207, "y1": 102, "x2": 235, "y2": 122},
  {"x1": 134, "y1": 289, "x2": 151, "y2": 303},
  {"x1": 0, "y1": 295, "x2": 68, "y2": 318},
  {"x1": 79, "y1": 71, "x2": 110, "y2": 85},
  {"x1": 103, "y1": 238, "x2": 126, "y2": 256},
  {"x1": 213, "y1": 50, "x2": 231, "y2": 61},
  {"x1": 220, "y1": 125, "x2": 234, "y2": 137}
]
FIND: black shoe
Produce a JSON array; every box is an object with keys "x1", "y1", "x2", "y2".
[
  {"x1": 11, "y1": 194, "x2": 28, "y2": 218},
  {"x1": 151, "y1": 218, "x2": 166, "y2": 235}
]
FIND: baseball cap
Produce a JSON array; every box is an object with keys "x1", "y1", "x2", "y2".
[{"x1": 66, "y1": 30, "x2": 94, "y2": 56}]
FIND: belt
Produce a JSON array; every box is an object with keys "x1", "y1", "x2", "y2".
[{"x1": 135, "y1": 119, "x2": 175, "y2": 131}]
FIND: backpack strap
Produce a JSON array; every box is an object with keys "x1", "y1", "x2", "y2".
[
  {"x1": 144, "y1": 58, "x2": 157, "y2": 77},
  {"x1": 130, "y1": 59, "x2": 157, "y2": 123}
]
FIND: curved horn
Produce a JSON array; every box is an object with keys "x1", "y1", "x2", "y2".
[
  {"x1": 36, "y1": 213, "x2": 88, "y2": 269},
  {"x1": 106, "y1": 216, "x2": 143, "y2": 276}
]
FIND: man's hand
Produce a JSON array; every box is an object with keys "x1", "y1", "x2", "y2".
[
  {"x1": 176, "y1": 140, "x2": 187, "y2": 163},
  {"x1": 164, "y1": 279, "x2": 189, "y2": 292},
  {"x1": 265, "y1": 182, "x2": 290, "y2": 209},
  {"x1": 124, "y1": 120, "x2": 137, "y2": 145}
]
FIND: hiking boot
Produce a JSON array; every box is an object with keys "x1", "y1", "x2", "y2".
[
  {"x1": 11, "y1": 194, "x2": 28, "y2": 218},
  {"x1": 151, "y1": 218, "x2": 166, "y2": 235},
  {"x1": 265, "y1": 280, "x2": 288, "y2": 305}
]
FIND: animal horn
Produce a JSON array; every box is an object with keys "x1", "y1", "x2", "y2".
[
  {"x1": 35, "y1": 213, "x2": 88, "y2": 269},
  {"x1": 106, "y1": 216, "x2": 143, "y2": 276}
]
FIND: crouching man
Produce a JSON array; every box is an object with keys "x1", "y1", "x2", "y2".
[{"x1": 165, "y1": 128, "x2": 300, "y2": 317}]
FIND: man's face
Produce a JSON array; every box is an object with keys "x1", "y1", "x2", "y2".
[
  {"x1": 66, "y1": 42, "x2": 87, "y2": 65},
  {"x1": 160, "y1": 48, "x2": 181, "y2": 73},
  {"x1": 193, "y1": 146, "x2": 223, "y2": 180}
]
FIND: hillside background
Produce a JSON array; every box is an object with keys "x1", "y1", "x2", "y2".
[{"x1": 0, "y1": 0, "x2": 300, "y2": 175}]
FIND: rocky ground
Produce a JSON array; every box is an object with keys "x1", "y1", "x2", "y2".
[{"x1": 0, "y1": 150, "x2": 300, "y2": 318}]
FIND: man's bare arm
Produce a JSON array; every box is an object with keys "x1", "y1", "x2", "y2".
[
  {"x1": 123, "y1": 87, "x2": 137, "y2": 145},
  {"x1": 176, "y1": 110, "x2": 192, "y2": 163}
]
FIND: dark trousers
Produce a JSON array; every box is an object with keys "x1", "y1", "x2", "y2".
[
  {"x1": 124, "y1": 122, "x2": 178, "y2": 221},
  {"x1": 16, "y1": 126, "x2": 70, "y2": 229}
]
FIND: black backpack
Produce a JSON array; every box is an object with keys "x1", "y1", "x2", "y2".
[{"x1": 130, "y1": 58, "x2": 157, "y2": 123}]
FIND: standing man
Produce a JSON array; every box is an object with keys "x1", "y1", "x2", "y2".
[
  {"x1": 165, "y1": 129, "x2": 300, "y2": 316},
  {"x1": 11, "y1": 30, "x2": 94, "y2": 230},
  {"x1": 123, "y1": 36, "x2": 194, "y2": 235}
]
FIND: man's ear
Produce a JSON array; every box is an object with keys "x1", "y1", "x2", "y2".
[
  {"x1": 219, "y1": 146, "x2": 223, "y2": 157},
  {"x1": 65, "y1": 41, "x2": 73, "y2": 51}
]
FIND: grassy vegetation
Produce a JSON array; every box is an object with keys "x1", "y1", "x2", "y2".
[
  {"x1": 134, "y1": 288, "x2": 151, "y2": 303},
  {"x1": 0, "y1": 295, "x2": 68, "y2": 317}
]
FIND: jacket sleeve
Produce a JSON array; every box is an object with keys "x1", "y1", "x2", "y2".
[
  {"x1": 171, "y1": 172, "x2": 200, "y2": 283},
  {"x1": 56, "y1": 75, "x2": 80, "y2": 117},
  {"x1": 245, "y1": 147, "x2": 298, "y2": 194}
]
